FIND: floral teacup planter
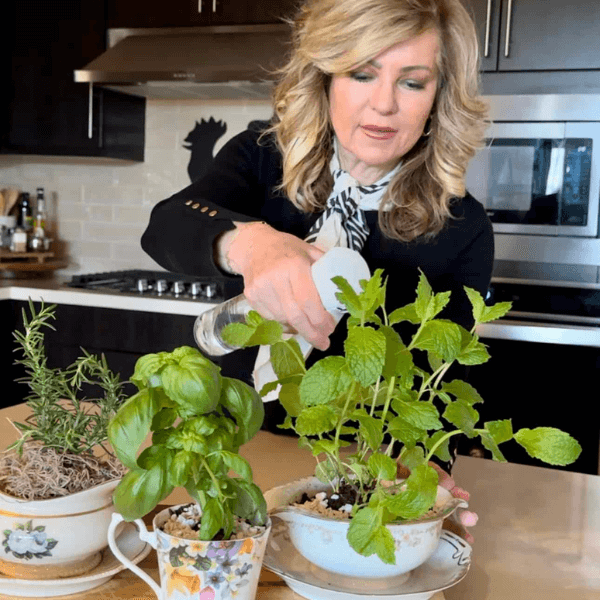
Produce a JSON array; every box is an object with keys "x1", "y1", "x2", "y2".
[
  {"x1": 108, "y1": 504, "x2": 271, "y2": 600},
  {"x1": 0, "y1": 479, "x2": 119, "y2": 580}
]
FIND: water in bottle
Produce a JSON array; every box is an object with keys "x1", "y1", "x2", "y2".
[{"x1": 194, "y1": 294, "x2": 252, "y2": 356}]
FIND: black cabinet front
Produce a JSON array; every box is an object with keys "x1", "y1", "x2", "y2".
[{"x1": 2, "y1": 0, "x2": 145, "y2": 160}]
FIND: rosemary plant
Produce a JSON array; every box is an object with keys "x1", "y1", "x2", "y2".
[{"x1": 9, "y1": 300, "x2": 126, "y2": 456}]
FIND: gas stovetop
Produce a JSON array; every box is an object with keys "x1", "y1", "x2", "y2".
[{"x1": 67, "y1": 270, "x2": 243, "y2": 303}]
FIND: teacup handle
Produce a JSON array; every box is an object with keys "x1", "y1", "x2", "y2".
[{"x1": 107, "y1": 512, "x2": 162, "y2": 599}]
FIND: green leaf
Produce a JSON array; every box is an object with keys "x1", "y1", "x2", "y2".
[
  {"x1": 414, "y1": 271, "x2": 434, "y2": 321},
  {"x1": 171, "y1": 450, "x2": 195, "y2": 487},
  {"x1": 479, "y1": 431, "x2": 507, "y2": 462},
  {"x1": 248, "y1": 320, "x2": 285, "y2": 346},
  {"x1": 347, "y1": 507, "x2": 396, "y2": 564},
  {"x1": 151, "y1": 407, "x2": 178, "y2": 432},
  {"x1": 431, "y1": 291, "x2": 451, "y2": 319},
  {"x1": 108, "y1": 388, "x2": 161, "y2": 471},
  {"x1": 299, "y1": 356, "x2": 352, "y2": 407},
  {"x1": 441, "y1": 380, "x2": 484, "y2": 405},
  {"x1": 332, "y1": 275, "x2": 363, "y2": 317},
  {"x1": 456, "y1": 337, "x2": 491, "y2": 366},
  {"x1": 137, "y1": 445, "x2": 173, "y2": 470},
  {"x1": 392, "y1": 400, "x2": 443, "y2": 431},
  {"x1": 514, "y1": 428, "x2": 582, "y2": 466},
  {"x1": 413, "y1": 320, "x2": 462, "y2": 363},
  {"x1": 221, "y1": 322, "x2": 255, "y2": 347},
  {"x1": 271, "y1": 339, "x2": 305, "y2": 379},
  {"x1": 425, "y1": 431, "x2": 452, "y2": 463},
  {"x1": 113, "y1": 463, "x2": 174, "y2": 521},
  {"x1": 345, "y1": 326, "x2": 386, "y2": 387},
  {"x1": 486, "y1": 419, "x2": 513, "y2": 444},
  {"x1": 387, "y1": 416, "x2": 426, "y2": 448},
  {"x1": 199, "y1": 497, "x2": 226, "y2": 540},
  {"x1": 295, "y1": 405, "x2": 338, "y2": 436},
  {"x1": 219, "y1": 450, "x2": 253, "y2": 481},
  {"x1": 131, "y1": 353, "x2": 168, "y2": 389},
  {"x1": 160, "y1": 351, "x2": 222, "y2": 417},
  {"x1": 386, "y1": 463, "x2": 438, "y2": 520},
  {"x1": 388, "y1": 303, "x2": 420, "y2": 325},
  {"x1": 443, "y1": 399, "x2": 479, "y2": 438},
  {"x1": 219, "y1": 377, "x2": 264, "y2": 446},
  {"x1": 380, "y1": 326, "x2": 412, "y2": 380},
  {"x1": 368, "y1": 453, "x2": 398, "y2": 481},
  {"x1": 463, "y1": 286, "x2": 486, "y2": 323},
  {"x1": 230, "y1": 480, "x2": 267, "y2": 526},
  {"x1": 352, "y1": 409, "x2": 384, "y2": 451},
  {"x1": 279, "y1": 382, "x2": 302, "y2": 417},
  {"x1": 401, "y1": 445, "x2": 425, "y2": 469},
  {"x1": 464, "y1": 287, "x2": 512, "y2": 324}
]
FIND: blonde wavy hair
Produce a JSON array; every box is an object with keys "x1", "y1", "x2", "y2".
[{"x1": 267, "y1": 0, "x2": 488, "y2": 242}]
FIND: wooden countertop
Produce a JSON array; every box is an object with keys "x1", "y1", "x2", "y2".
[{"x1": 1, "y1": 403, "x2": 600, "y2": 599}]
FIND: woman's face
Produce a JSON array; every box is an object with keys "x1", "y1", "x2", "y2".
[{"x1": 328, "y1": 30, "x2": 440, "y2": 183}]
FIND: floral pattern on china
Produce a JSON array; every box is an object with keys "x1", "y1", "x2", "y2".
[
  {"x1": 2, "y1": 520, "x2": 58, "y2": 559},
  {"x1": 156, "y1": 531, "x2": 261, "y2": 600}
]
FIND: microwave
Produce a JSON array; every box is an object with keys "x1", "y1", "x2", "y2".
[{"x1": 465, "y1": 121, "x2": 600, "y2": 238}]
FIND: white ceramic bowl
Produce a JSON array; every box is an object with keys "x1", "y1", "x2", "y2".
[
  {"x1": 0, "y1": 479, "x2": 119, "y2": 579},
  {"x1": 265, "y1": 476, "x2": 467, "y2": 582}
]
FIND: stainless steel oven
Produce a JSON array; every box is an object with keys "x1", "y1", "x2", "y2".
[{"x1": 460, "y1": 95, "x2": 600, "y2": 475}]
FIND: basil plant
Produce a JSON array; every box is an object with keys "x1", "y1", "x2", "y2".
[
  {"x1": 223, "y1": 269, "x2": 582, "y2": 564},
  {"x1": 108, "y1": 346, "x2": 267, "y2": 540}
]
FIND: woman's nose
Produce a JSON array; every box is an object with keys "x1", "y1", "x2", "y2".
[{"x1": 370, "y1": 81, "x2": 398, "y2": 115}]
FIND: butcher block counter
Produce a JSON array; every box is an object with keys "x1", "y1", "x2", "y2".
[{"x1": 1, "y1": 403, "x2": 599, "y2": 600}]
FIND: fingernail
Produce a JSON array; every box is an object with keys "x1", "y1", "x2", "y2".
[
  {"x1": 460, "y1": 510, "x2": 479, "y2": 527},
  {"x1": 451, "y1": 486, "x2": 470, "y2": 502}
]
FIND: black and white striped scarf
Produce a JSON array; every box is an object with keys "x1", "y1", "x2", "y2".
[{"x1": 304, "y1": 140, "x2": 402, "y2": 251}]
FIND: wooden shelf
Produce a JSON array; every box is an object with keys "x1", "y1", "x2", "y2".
[{"x1": 0, "y1": 248, "x2": 68, "y2": 273}]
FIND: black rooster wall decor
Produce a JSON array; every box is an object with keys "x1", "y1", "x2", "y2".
[
  {"x1": 183, "y1": 118, "x2": 271, "y2": 183},
  {"x1": 183, "y1": 117, "x2": 228, "y2": 183}
]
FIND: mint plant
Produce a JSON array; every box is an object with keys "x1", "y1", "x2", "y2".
[
  {"x1": 223, "y1": 270, "x2": 581, "y2": 564},
  {"x1": 107, "y1": 346, "x2": 267, "y2": 541}
]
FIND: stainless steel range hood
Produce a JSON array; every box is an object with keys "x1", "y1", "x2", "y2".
[{"x1": 74, "y1": 25, "x2": 291, "y2": 100}]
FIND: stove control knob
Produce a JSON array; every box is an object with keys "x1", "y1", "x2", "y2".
[
  {"x1": 156, "y1": 279, "x2": 169, "y2": 294},
  {"x1": 173, "y1": 281, "x2": 186, "y2": 296},
  {"x1": 204, "y1": 283, "x2": 217, "y2": 298},
  {"x1": 190, "y1": 282, "x2": 203, "y2": 297},
  {"x1": 136, "y1": 278, "x2": 149, "y2": 293}
]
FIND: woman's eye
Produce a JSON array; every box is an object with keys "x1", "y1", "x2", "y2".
[
  {"x1": 350, "y1": 72, "x2": 374, "y2": 82},
  {"x1": 401, "y1": 80, "x2": 426, "y2": 91}
]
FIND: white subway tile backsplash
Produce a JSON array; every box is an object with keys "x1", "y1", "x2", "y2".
[{"x1": 0, "y1": 98, "x2": 272, "y2": 274}]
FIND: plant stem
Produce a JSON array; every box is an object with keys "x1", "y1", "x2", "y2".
[
  {"x1": 425, "y1": 430, "x2": 464, "y2": 463},
  {"x1": 199, "y1": 455, "x2": 226, "y2": 503}
]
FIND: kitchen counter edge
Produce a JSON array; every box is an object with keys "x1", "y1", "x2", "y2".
[{"x1": 0, "y1": 278, "x2": 217, "y2": 316}]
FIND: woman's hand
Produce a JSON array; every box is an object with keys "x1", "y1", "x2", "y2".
[
  {"x1": 397, "y1": 462, "x2": 478, "y2": 544},
  {"x1": 221, "y1": 221, "x2": 336, "y2": 350}
]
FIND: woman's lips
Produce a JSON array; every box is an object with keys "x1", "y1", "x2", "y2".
[{"x1": 361, "y1": 125, "x2": 397, "y2": 140}]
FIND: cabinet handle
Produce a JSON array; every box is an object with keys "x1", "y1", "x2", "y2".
[
  {"x1": 198, "y1": 0, "x2": 202, "y2": 12},
  {"x1": 504, "y1": 0, "x2": 513, "y2": 57},
  {"x1": 484, "y1": 0, "x2": 492, "y2": 57},
  {"x1": 212, "y1": 0, "x2": 216, "y2": 12},
  {"x1": 88, "y1": 82, "x2": 93, "y2": 139}
]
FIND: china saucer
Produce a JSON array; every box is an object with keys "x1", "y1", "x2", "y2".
[
  {"x1": 264, "y1": 518, "x2": 471, "y2": 600},
  {"x1": 0, "y1": 522, "x2": 151, "y2": 597}
]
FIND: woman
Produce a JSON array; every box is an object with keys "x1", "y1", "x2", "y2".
[
  {"x1": 142, "y1": 0, "x2": 492, "y2": 367},
  {"x1": 143, "y1": 0, "x2": 488, "y2": 541}
]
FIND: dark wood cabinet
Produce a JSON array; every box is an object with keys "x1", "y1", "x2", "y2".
[
  {"x1": 106, "y1": 0, "x2": 298, "y2": 29},
  {"x1": 2, "y1": 0, "x2": 145, "y2": 161},
  {"x1": 463, "y1": 0, "x2": 600, "y2": 73}
]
